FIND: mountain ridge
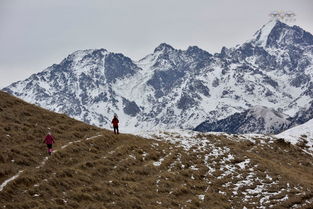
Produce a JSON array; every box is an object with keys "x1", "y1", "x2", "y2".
[{"x1": 3, "y1": 20, "x2": 313, "y2": 133}]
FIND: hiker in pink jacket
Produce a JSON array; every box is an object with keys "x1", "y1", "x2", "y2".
[{"x1": 43, "y1": 132, "x2": 55, "y2": 155}]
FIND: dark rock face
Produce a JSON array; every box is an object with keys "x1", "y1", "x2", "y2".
[
  {"x1": 104, "y1": 53, "x2": 139, "y2": 83},
  {"x1": 147, "y1": 70, "x2": 185, "y2": 94},
  {"x1": 189, "y1": 80, "x2": 210, "y2": 96},
  {"x1": 177, "y1": 94, "x2": 197, "y2": 110},
  {"x1": 123, "y1": 99, "x2": 140, "y2": 116},
  {"x1": 290, "y1": 74, "x2": 310, "y2": 87}
]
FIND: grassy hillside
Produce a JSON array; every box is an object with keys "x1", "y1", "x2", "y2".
[
  {"x1": 0, "y1": 91, "x2": 313, "y2": 209},
  {"x1": 0, "y1": 91, "x2": 102, "y2": 183}
]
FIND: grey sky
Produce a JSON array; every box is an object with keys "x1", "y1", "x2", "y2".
[{"x1": 0, "y1": 0, "x2": 312, "y2": 88}]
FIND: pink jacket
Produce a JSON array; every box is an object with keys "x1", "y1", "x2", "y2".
[{"x1": 44, "y1": 134, "x2": 55, "y2": 144}]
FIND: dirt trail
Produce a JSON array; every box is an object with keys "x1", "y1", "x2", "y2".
[{"x1": 0, "y1": 135, "x2": 103, "y2": 193}]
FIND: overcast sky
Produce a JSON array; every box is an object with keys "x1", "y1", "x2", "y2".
[{"x1": 0, "y1": 0, "x2": 312, "y2": 88}]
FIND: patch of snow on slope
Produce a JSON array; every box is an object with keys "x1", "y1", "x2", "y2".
[
  {"x1": 137, "y1": 129, "x2": 213, "y2": 150},
  {"x1": 0, "y1": 170, "x2": 24, "y2": 192}
]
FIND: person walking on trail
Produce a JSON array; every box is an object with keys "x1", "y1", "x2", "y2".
[
  {"x1": 112, "y1": 115, "x2": 119, "y2": 134},
  {"x1": 43, "y1": 132, "x2": 55, "y2": 155}
]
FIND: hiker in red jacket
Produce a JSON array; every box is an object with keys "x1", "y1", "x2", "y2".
[
  {"x1": 43, "y1": 132, "x2": 55, "y2": 155},
  {"x1": 112, "y1": 115, "x2": 119, "y2": 134}
]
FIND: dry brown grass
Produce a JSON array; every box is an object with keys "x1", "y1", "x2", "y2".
[{"x1": 0, "y1": 91, "x2": 102, "y2": 183}]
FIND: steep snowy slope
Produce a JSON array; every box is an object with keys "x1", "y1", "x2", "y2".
[
  {"x1": 3, "y1": 20, "x2": 313, "y2": 132},
  {"x1": 276, "y1": 118, "x2": 313, "y2": 151}
]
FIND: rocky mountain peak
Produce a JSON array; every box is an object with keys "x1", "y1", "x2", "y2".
[
  {"x1": 252, "y1": 20, "x2": 313, "y2": 48},
  {"x1": 252, "y1": 20, "x2": 284, "y2": 47},
  {"x1": 67, "y1": 48, "x2": 108, "y2": 61},
  {"x1": 153, "y1": 43, "x2": 175, "y2": 53},
  {"x1": 186, "y1": 46, "x2": 212, "y2": 59}
]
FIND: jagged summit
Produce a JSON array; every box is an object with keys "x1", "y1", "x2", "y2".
[
  {"x1": 251, "y1": 20, "x2": 313, "y2": 48},
  {"x1": 69, "y1": 48, "x2": 108, "y2": 56},
  {"x1": 153, "y1": 43, "x2": 175, "y2": 53},
  {"x1": 186, "y1": 46, "x2": 212, "y2": 59},
  {"x1": 64, "y1": 48, "x2": 109, "y2": 64},
  {"x1": 252, "y1": 20, "x2": 283, "y2": 47},
  {"x1": 186, "y1": 45, "x2": 204, "y2": 53}
]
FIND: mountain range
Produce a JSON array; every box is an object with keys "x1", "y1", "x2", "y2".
[{"x1": 3, "y1": 20, "x2": 313, "y2": 133}]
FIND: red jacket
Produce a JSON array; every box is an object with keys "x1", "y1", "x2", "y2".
[
  {"x1": 112, "y1": 117, "x2": 119, "y2": 127},
  {"x1": 44, "y1": 134, "x2": 55, "y2": 144}
]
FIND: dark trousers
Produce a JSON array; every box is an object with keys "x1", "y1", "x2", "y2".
[
  {"x1": 113, "y1": 126, "x2": 119, "y2": 134},
  {"x1": 46, "y1": 144, "x2": 53, "y2": 155}
]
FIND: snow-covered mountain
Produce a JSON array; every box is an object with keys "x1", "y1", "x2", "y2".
[
  {"x1": 194, "y1": 106, "x2": 291, "y2": 134},
  {"x1": 3, "y1": 20, "x2": 313, "y2": 132}
]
